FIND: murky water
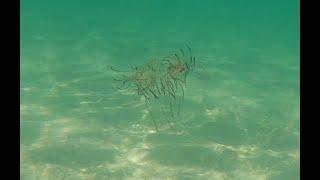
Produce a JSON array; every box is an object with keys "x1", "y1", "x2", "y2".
[{"x1": 21, "y1": 0, "x2": 299, "y2": 179}]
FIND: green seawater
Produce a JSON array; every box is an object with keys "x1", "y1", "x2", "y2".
[{"x1": 20, "y1": 0, "x2": 300, "y2": 179}]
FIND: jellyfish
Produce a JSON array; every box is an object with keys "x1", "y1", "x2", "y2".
[{"x1": 110, "y1": 46, "x2": 196, "y2": 131}]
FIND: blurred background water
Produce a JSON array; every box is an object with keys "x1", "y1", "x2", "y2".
[{"x1": 20, "y1": 0, "x2": 300, "y2": 179}]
